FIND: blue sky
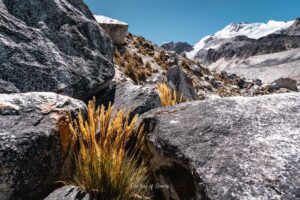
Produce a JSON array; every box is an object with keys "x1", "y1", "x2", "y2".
[{"x1": 84, "y1": 0, "x2": 300, "y2": 45}]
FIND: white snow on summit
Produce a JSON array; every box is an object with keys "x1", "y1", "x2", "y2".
[
  {"x1": 187, "y1": 20, "x2": 294, "y2": 58},
  {"x1": 94, "y1": 15, "x2": 127, "y2": 25},
  {"x1": 214, "y1": 20, "x2": 294, "y2": 39}
]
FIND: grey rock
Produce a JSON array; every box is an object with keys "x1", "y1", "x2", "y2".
[
  {"x1": 271, "y1": 77, "x2": 298, "y2": 91},
  {"x1": 167, "y1": 65, "x2": 199, "y2": 100},
  {"x1": 220, "y1": 70, "x2": 228, "y2": 79},
  {"x1": 161, "y1": 41, "x2": 194, "y2": 54},
  {"x1": 95, "y1": 80, "x2": 161, "y2": 118},
  {"x1": 0, "y1": 0, "x2": 114, "y2": 100},
  {"x1": 189, "y1": 65, "x2": 201, "y2": 76},
  {"x1": 95, "y1": 15, "x2": 128, "y2": 46},
  {"x1": 253, "y1": 78, "x2": 263, "y2": 86},
  {"x1": 140, "y1": 93, "x2": 300, "y2": 200},
  {"x1": 237, "y1": 78, "x2": 245, "y2": 88},
  {"x1": 209, "y1": 77, "x2": 219, "y2": 88},
  {"x1": 44, "y1": 185, "x2": 95, "y2": 200},
  {"x1": 0, "y1": 92, "x2": 86, "y2": 200},
  {"x1": 228, "y1": 73, "x2": 237, "y2": 79},
  {"x1": 283, "y1": 17, "x2": 300, "y2": 36},
  {"x1": 0, "y1": 79, "x2": 20, "y2": 93}
]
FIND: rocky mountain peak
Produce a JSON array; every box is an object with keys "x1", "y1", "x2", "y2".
[{"x1": 161, "y1": 41, "x2": 194, "y2": 54}]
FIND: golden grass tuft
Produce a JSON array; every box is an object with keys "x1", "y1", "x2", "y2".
[
  {"x1": 156, "y1": 83, "x2": 185, "y2": 107},
  {"x1": 120, "y1": 50, "x2": 152, "y2": 83},
  {"x1": 61, "y1": 98, "x2": 151, "y2": 200}
]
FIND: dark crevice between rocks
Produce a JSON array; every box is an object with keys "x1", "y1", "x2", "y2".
[
  {"x1": 143, "y1": 117, "x2": 209, "y2": 200},
  {"x1": 146, "y1": 142, "x2": 209, "y2": 200}
]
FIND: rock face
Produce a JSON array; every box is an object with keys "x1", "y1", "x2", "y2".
[
  {"x1": 95, "y1": 15, "x2": 128, "y2": 46},
  {"x1": 283, "y1": 18, "x2": 300, "y2": 36},
  {"x1": 96, "y1": 80, "x2": 161, "y2": 118},
  {"x1": 161, "y1": 41, "x2": 193, "y2": 54},
  {"x1": 140, "y1": 93, "x2": 300, "y2": 200},
  {"x1": 194, "y1": 34, "x2": 300, "y2": 64},
  {"x1": 0, "y1": 0, "x2": 114, "y2": 101},
  {"x1": 0, "y1": 79, "x2": 20, "y2": 94},
  {"x1": 167, "y1": 65, "x2": 198, "y2": 100},
  {"x1": 0, "y1": 92, "x2": 86, "y2": 200},
  {"x1": 44, "y1": 186, "x2": 95, "y2": 200},
  {"x1": 207, "y1": 48, "x2": 300, "y2": 84}
]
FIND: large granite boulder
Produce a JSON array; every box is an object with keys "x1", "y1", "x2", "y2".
[
  {"x1": 140, "y1": 93, "x2": 300, "y2": 200},
  {"x1": 167, "y1": 65, "x2": 199, "y2": 100},
  {"x1": 96, "y1": 80, "x2": 161, "y2": 118},
  {"x1": 95, "y1": 15, "x2": 128, "y2": 46},
  {"x1": 44, "y1": 186, "x2": 95, "y2": 200},
  {"x1": 0, "y1": 0, "x2": 114, "y2": 101},
  {"x1": 0, "y1": 92, "x2": 86, "y2": 200}
]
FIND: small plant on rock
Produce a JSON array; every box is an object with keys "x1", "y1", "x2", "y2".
[
  {"x1": 156, "y1": 83, "x2": 185, "y2": 107},
  {"x1": 60, "y1": 98, "x2": 151, "y2": 200}
]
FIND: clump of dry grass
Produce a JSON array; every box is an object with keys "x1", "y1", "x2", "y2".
[
  {"x1": 117, "y1": 50, "x2": 152, "y2": 83},
  {"x1": 60, "y1": 98, "x2": 151, "y2": 200},
  {"x1": 125, "y1": 62, "x2": 145, "y2": 83},
  {"x1": 114, "y1": 51, "x2": 126, "y2": 67},
  {"x1": 156, "y1": 83, "x2": 185, "y2": 107}
]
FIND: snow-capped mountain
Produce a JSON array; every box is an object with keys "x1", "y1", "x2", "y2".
[
  {"x1": 187, "y1": 20, "x2": 294, "y2": 58},
  {"x1": 187, "y1": 18, "x2": 300, "y2": 84}
]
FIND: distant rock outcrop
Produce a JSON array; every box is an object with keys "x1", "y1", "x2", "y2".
[
  {"x1": 161, "y1": 41, "x2": 193, "y2": 54},
  {"x1": 95, "y1": 15, "x2": 129, "y2": 46},
  {"x1": 283, "y1": 17, "x2": 300, "y2": 36},
  {"x1": 140, "y1": 93, "x2": 300, "y2": 200},
  {"x1": 0, "y1": 0, "x2": 114, "y2": 101},
  {"x1": 271, "y1": 77, "x2": 298, "y2": 91},
  {"x1": 0, "y1": 92, "x2": 86, "y2": 200}
]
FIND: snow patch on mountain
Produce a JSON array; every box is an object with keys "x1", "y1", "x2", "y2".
[
  {"x1": 187, "y1": 20, "x2": 294, "y2": 58},
  {"x1": 214, "y1": 20, "x2": 294, "y2": 39}
]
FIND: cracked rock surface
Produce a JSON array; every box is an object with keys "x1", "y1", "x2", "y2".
[
  {"x1": 140, "y1": 93, "x2": 300, "y2": 200},
  {"x1": 0, "y1": 0, "x2": 114, "y2": 100},
  {"x1": 0, "y1": 92, "x2": 86, "y2": 200}
]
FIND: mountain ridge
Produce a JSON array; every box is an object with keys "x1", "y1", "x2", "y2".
[{"x1": 186, "y1": 18, "x2": 300, "y2": 84}]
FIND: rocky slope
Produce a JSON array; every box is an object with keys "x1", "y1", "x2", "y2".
[
  {"x1": 188, "y1": 19, "x2": 300, "y2": 85},
  {"x1": 112, "y1": 33, "x2": 295, "y2": 101}
]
